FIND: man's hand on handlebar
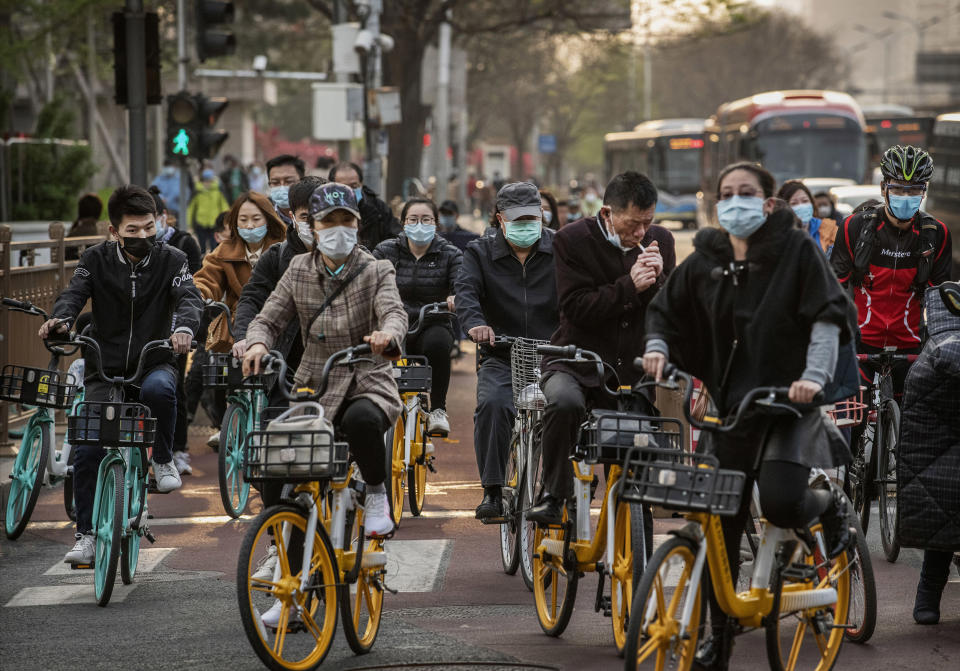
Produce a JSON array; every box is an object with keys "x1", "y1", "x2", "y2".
[
  {"x1": 232, "y1": 338, "x2": 248, "y2": 359},
  {"x1": 468, "y1": 325, "x2": 495, "y2": 346},
  {"x1": 243, "y1": 343, "x2": 269, "y2": 376},
  {"x1": 642, "y1": 351, "x2": 667, "y2": 382},
  {"x1": 788, "y1": 379, "x2": 823, "y2": 405},
  {"x1": 364, "y1": 331, "x2": 400, "y2": 360},
  {"x1": 170, "y1": 331, "x2": 192, "y2": 355},
  {"x1": 446, "y1": 295, "x2": 456, "y2": 312},
  {"x1": 38, "y1": 318, "x2": 69, "y2": 340}
]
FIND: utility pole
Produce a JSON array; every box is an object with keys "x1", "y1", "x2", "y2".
[
  {"x1": 177, "y1": 0, "x2": 189, "y2": 223},
  {"x1": 434, "y1": 12, "x2": 452, "y2": 203},
  {"x1": 362, "y1": 0, "x2": 384, "y2": 194},
  {"x1": 125, "y1": 0, "x2": 148, "y2": 186},
  {"x1": 333, "y1": 0, "x2": 351, "y2": 164}
]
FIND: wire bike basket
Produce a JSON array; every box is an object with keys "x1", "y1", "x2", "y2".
[
  {"x1": 202, "y1": 352, "x2": 274, "y2": 390},
  {"x1": 620, "y1": 444, "x2": 746, "y2": 517},
  {"x1": 67, "y1": 402, "x2": 157, "y2": 448},
  {"x1": 244, "y1": 406, "x2": 349, "y2": 483},
  {"x1": 826, "y1": 386, "x2": 868, "y2": 428},
  {"x1": 0, "y1": 365, "x2": 77, "y2": 409},
  {"x1": 510, "y1": 338, "x2": 548, "y2": 411},
  {"x1": 580, "y1": 412, "x2": 683, "y2": 465},
  {"x1": 392, "y1": 355, "x2": 432, "y2": 393}
]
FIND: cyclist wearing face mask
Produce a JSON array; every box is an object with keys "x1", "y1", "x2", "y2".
[
  {"x1": 243, "y1": 182, "x2": 409, "y2": 538},
  {"x1": 329, "y1": 161, "x2": 401, "y2": 251},
  {"x1": 265, "y1": 154, "x2": 306, "y2": 226},
  {"x1": 373, "y1": 197, "x2": 463, "y2": 436},
  {"x1": 455, "y1": 181, "x2": 560, "y2": 520},
  {"x1": 831, "y1": 145, "x2": 952, "y2": 369},
  {"x1": 193, "y1": 192, "x2": 286, "y2": 355},
  {"x1": 777, "y1": 179, "x2": 837, "y2": 257}
]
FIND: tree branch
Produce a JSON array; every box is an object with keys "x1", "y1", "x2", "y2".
[{"x1": 304, "y1": 0, "x2": 334, "y2": 21}]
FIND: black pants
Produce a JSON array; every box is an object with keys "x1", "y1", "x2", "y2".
[
  {"x1": 173, "y1": 354, "x2": 189, "y2": 452},
  {"x1": 406, "y1": 325, "x2": 454, "y2": 411},
  {"x1": 919, "y1": 549, "x2": 953, "y2": 590}
]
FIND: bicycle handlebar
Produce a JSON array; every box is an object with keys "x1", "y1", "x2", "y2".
[
  {"x1": 407, "y1": 302, "x2": 456, "y2": 339},
  {"x1": 856, "y1": 353, "x2": 918, "y2": 364},
  {"x1": 3, "y1": 297, "x2": 79, "y2": 357},
  {"x1": 536, "y1": 343, "x2": 627, "y2": 401},
  {"x1": 64, "y1": 334, "x2": 195, "y2": 387},
  {"x1": 262, "y1": 343, "x2": 374, "y2": 402}
]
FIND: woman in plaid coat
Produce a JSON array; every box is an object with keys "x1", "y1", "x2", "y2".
[{"x1": 244, "y1": 182, "x2": 408, "y2": 538}]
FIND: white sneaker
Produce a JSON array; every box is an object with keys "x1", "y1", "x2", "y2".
[
  {"x1": 173, "y1": 451, "x2": 192, "y2": 475},
  {"x1": 261, "y1": 599, "x2": 299, "y2": 629},
  {"x1": 427, "y1": 409, "x2": 450, "y2": 436},
  {"x1": 206, "y1": 431, "x2": 221, "y2": 448},
  {"x1": 153, "y1": 460, "x2": 182, "y2": 493},
  {"x1": 364, "y1": 488, "x2": 394, "y2": 537},
  {"x1": 252, "y1": 544, "x2": 278, "y2": 581},
  {"x1": 64, "y1": 532, "x2": 95, "y2": 564}
]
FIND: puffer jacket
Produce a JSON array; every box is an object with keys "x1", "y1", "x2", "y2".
[
  {"x1": 372, "y1": 233, "x2": 462, "y2": 330},
  {"x1": 897, "y1": 285, "x2": 960, "y2": 552}
]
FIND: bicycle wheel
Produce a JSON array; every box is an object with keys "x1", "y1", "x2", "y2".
[
  {"x1": 764, "y1": 524, "x2": 850, "y2": 671},
  {"x1": 385, "y1": 415, "x2": 405, "y2": 526},
  {"x1": 877, "y1": 401, "x2": 901, "y2": 563},
  {"x1": 219, "y1": 402, "x2": 252, "y2": 518},
  {"x1": 623, "y1": 535, "x2": 703, "y2": 671},
  {"x1": 407, "y1": 412, "x2": 427, "y2": 516},
  {"x1": 121, "y1": 450, "x2": 148, "y2": 585},
  {"x1": 844, "y1": 513, "x2": 877, "y2": 644},
  {"x1": 850, "y1": 425, "x2": 874, "y2": 536},
  {"x1": 238, "y1": 505, "x2": 339, "y2": 671},
  {"x1": 611, "y1": 501, "x2": 646, "y2": 656},
  {"x1": 532, "y1": 514, "x2": 579, "y2": 637},
  {"x1": 94, "y1": 462, "x2": 124, "y2": 607},
  {"x1": 4, "y1": 419, "x2": 48, "y2": 540},
  {"x1": 339, "y1": 502, "x2": 385, "y2": 654},
  {"x1": 520, "y1": 436, "x2": 544, "y2": 592},
  {"x1": 499, "y1": 430, "x2": 522, "y2": 576}
]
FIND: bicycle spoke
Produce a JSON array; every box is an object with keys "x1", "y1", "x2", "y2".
[
  {"x1": 655, "y1": 652, "x2": 666, "y2": 671},
  {"x1": 636, "y1": 634, "x2": 660, "y2": 663},
  {"x1": 786, "y1": 618, "x2": 807, "y2": 671},
  {"x1": 669, "y1": 562, "x2": 694, "y2": 617},
  {"x1": 654, "y1": 573, "x2": 667, "y2": 622},
  {"x1": 300, "y1": 604, "x2": 324, "y2": 640},
  {"x1": 272, "y1": 605, "x2": 289, "y2": 655},
  {"x1": 813, "y1": 626, "x2": 828, "y2": 655},
  {"x1": 270, "y1": 523, "x2": 291, "y2": 576},
  {"x1": 550, "y1": 570, "x2": 558, "y2": 619}
]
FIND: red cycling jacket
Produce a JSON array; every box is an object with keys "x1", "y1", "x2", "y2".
[{"x1": 831, "y1": 208, "x2": 952, "y2": 350}]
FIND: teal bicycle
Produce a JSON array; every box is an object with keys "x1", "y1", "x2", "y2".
[
  {"x1": 67, "y1": 334, "x2": 186, "y2": 606},
  {"x1": 2, "y1": 298, "x2": 81, "y2": 539},
  {"x1": 203, "y1": 300, "x2": 273, "y2": 518}
]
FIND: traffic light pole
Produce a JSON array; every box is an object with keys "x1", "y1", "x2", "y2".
[
  {"x1": 125, "y1": 0, "x2": 148, "y2": 186},
  {"x1": 177, "y1": 0, "x2": 189, "y2": 227}
]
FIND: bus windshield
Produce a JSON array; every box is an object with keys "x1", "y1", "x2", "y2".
[
  {"x1": 661, "y1": 140, "x2": 702, "y2": 192},
  {"x1": 747, "y1": 114, "x2": 865, "y2": 182}
]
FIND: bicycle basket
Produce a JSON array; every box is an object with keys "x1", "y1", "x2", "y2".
[
  {"x1": 202, "y1": 352, "x2": 273, "y2": 390},
  {"x1": 244, "y1": 407, "x2": 349, "y2": 482},
  {"x1": 510, "y1": 338, "x2": 548, "y2": 410},
  {"x1": 392, "y1": 355, "x2": 432, "y2": 393},
  {"x1": 580, "y1": 412, "x2": 683, "y2": 465},
  {"x1": 0, "y1": 365, "x2": 77, "y2": 409},
  {"x1": 620, "y1": 446, "x2": 746, "y2": 516},
  {"x1": 826, "y1": 386, "x2": 867, "y2": 427},
  {"x1": 67, "y1": 402, "x2": 156, "y2": 448}
]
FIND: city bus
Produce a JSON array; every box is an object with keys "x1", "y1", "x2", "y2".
[
  {"x1": 862, "y1": 104, "x2": 936, "y2": 181},
  {"x1": 699, "y1": 90, "x2": 866, "y2": 227},
  {"x1": 604, "y1": 119, "x2": 706, "y2": 229},
  {"x1": 927, "y1": 112, "x2": 960, "y2": 278}
]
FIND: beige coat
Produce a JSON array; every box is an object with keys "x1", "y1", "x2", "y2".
[{"x1": 245, "y1": 246, "x2": 408, "y2": 422}]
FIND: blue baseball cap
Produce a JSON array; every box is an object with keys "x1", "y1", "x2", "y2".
[{"x1": 309, "y1": 182, "x2": 361, "y2": 220}]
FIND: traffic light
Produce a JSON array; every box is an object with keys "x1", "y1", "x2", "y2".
[
  {"x1": 197, "y1": 95, "x2": 230, "y2": 159},
  {"x1": 195, "y1": 0, "x2": 236, "y2": 62},
  {"x1": 165, "y1": 93, "x2": 229, "y2": 160}
]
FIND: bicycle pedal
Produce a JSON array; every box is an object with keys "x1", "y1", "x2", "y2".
[
  {"x1": 479, "y1": 515, "x2": 510, "y2": 525},
  {"x1": 426, "y1": 460, "x2": 437, "y2": 474},
  {"x1": 377, "y1": 578, "x2": 399, "y2": 595},
  {"x1": 781, "y1": 562, "x2": 818, "y2": 582},
  {"x1": 70, "y1": 562, "x2": 94, "y2": 570},
  {"x1": 144, "y1": 528, "x2": 156, "y2": 544}
]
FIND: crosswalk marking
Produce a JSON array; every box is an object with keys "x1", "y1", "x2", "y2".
[
  {"x1": 43, "y1": 548, "x2": 175, "y2": 576},
  {"x1": 382, "y1": 539, "x2": 453, "y2": 592}
]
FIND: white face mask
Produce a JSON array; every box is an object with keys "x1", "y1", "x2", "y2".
[
  {"x1": 314, "y1": 225, "x2": 357, "y2": 261},
  {"x1": 296, "y1": 220, "x2": 314, "y2": 249}
]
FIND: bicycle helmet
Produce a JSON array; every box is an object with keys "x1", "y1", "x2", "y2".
[
  {"x1": 880, "y1": 145, "x2": 934, "y2": 184},
  {"x1": 940, "y1": 281, "x2": 960, "y2": 317}
]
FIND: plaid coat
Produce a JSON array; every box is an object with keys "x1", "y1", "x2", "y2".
[
  {"x1": 245, "y1": 246, "x2": 408, "y2": 422},
  {"x1": 897, "y1": 286, "x2": 960, "y2": 551}
]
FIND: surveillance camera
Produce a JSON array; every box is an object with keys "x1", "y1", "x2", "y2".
[
  {"x1": 354, "y1": 29, "x2": 374, "y2": 54},
  {"x1": 253, "y1": 55, "x2": 268, "y2": 72},
  {"x1": 376, "y1": 34, "x2": 395, "y2": 53},
  {"x1": 355, "y1": 0, "x2": 371, "y2": 19}
]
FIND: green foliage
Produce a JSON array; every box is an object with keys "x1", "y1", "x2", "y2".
[{"x1": 9, "y1": 97, "x2": 98, "y2": 221}]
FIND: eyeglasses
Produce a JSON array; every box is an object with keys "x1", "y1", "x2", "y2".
[
  {"x1": 884, "y1": 183, "x2": 927, "y2": 195},
  {"x1": 404, "y1": 216, "x2": 436, "y2": 225}
]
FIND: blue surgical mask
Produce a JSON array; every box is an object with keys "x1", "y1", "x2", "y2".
[
  {"x1": 404, "y1": 222, "x2": 436, "y2": 245},
  {"x1": 354, "y1": 187, "x2": 364, "y2": 203},
  {"x1": 717, "y1": 195, "x2": 766, "y2": 238},
  {"x1": 792, "y1": 203, "x2": 814, "y2": 225},
  {"x1": 887, "y1": 193, "x2": 923, "y2": 221},
  {"x1": 162, "y1": 166, "x2": 176, "y2": 178},
  {"x1": 238, "y1": 225, "x2": 267, "y2": 243},
  {"x1": 269, "y1": 186, "x2": 289, "y2": 210},
  {"x1": 601, "y1": 214, "x2": 632, "y2": 252},
  {"x1": 503, "y1": 220, "x2": 542, "y2": 248},
  {"x1": 438, "y1": 214, "x2": 457, "y2": 230},
  {"x1": 543, "y1": 210, "x2": 553, "y2": 225}
]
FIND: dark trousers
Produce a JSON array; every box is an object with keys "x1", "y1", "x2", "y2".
[
  {"x1": 75, "y1": 364, "x2": 178, "y2": 534},
  {"x1": 541, "y1": 372, "x2": 604, "y2": 499},
  {"x1": 185, "y1": 344, "x2": 225, "y2": 428},
  {"x1": 173, "y1": 354, "x2": 188, "y2": 452},
  {"x1": 407, "y1": 325, "x2": 454, "y2": 410},
  {"x1": 473, "y1": 357, "x2": 515, "y2": 487},
  {"x1": 919, "y1": 549, "x2": 953, "y2": 591},
  {"x1": 195, "y1": 227, "x2": 217, "y2": 254}
]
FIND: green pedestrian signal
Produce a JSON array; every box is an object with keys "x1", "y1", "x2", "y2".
[{"x1": 172, "y1": 128, "x2": 191, "y2": 156}]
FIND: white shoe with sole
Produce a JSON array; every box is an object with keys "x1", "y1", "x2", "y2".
[
  {"x1": 153, "y1": 460, "x2": 182, "y2": 493},
  {"x1": 427, "y1": 409, "x2": 450, "y2": 436},
  {"x1": 364, "y1": 489, "x2": 394, "y2": 537},
  {"x1": 252, "y1": 544, "x2": 278, "y2": 581},
  {"x1": 207, "y1": 431, "x2": 221, "y2": 448},
  {"x1": 64, "y1": 532, "x2": 95, "y2": 564},
  {"x1": 261, "y1": 599, "x2": 299, "y2": 629},
  {"x1": 173, "y1": 450, "x2": 192, "y2": 475}
]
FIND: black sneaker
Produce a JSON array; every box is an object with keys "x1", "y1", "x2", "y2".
[
  {"x1": 819, "y1": 486, "x2": 855, "y2": 559},
  {"x1": 475, "y1": 486, "x2": 502, "y2": 520},
  {"x1": 526, "y1": 494, "x2": 564, "y2": 525}
]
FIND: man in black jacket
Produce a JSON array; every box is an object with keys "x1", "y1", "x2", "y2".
[
  {"x1": 455, "y1": 182, "x2": 559, "y2": 519},
  {"x1": 40, "y1": 185, "x2": 203, "y2": 565},
  {"x1": 527, "y1": 171, "x2": 673, "y2": 525},
  {"x1": 328, "y1": 162, "x2": 400, "y2": 250}
]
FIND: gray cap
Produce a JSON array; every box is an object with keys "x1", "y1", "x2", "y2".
[{"x1": 496, "y1": 182, "x2": 542, "y2": 221}]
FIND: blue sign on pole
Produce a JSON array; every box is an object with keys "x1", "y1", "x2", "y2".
[{"x1": 538, "y1": 134, "x2": 557, "y2": 154}]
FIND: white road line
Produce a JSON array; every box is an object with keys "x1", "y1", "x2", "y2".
[
  {"x1": 5, "y1": 584, "x2": 133, "y2": 607},
  {"x1": 44, "y1": 548, "x2": 175, "y2": 576},
  {"x1": 382, "y1": 539, "x2": 453, "y2": 592}
]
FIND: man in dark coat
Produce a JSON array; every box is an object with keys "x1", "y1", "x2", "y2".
[
  {"x1": 898, "y1": 281, "x2": 960, "y2": 625},
  {"x1": 329, "y1": 162, "x2": 400, "y2": 250},
  {"x1": 526, "y1": 171, "x2": 675, "y2": 524},
  {"x1": 437, "y1": 199, "x2": 479, "y2": 251}
]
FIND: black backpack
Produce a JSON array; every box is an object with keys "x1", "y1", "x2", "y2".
[{"x1": 850, "y1": 206, "x2": 940, "y2": 296}]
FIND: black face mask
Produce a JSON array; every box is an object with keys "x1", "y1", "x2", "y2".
[{"x1": 121, "y1": 235, "x2": 155, "y2": 259}]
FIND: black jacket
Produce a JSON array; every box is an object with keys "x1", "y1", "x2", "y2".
[
  {"x1": 167, "y1": 229, "x2": 202, "y2": 274},
  {"x1": 52, "y1": 240, "x2": 203, "y2": 378},
  {"x1": 645, "y1": 209, "x2": 855, "y2": 415},
  {"x1": 455, "y1": 226, "x2": 559, "y2": 362},
  {"x1": 358, "y1": 185, "x2": 401, "y2": 251},
  {"x1": 441, "y1": 226, "x2": 480, "y2": 252},
  {"x1": 372, "y1": 233, "x2": 463, "y2": 328},
  {"x1": 234, "y1": 222, "x2": 308, "y2": 366}
]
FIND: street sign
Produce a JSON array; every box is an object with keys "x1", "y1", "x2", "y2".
[
  {"x1": 916, "y1": 52, "x2": 960, "y2": 84},
  {"x1": 538, "y1": 134, "x2": 557, "y2": 154}
]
